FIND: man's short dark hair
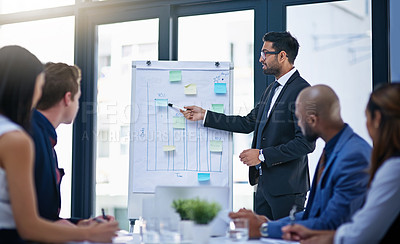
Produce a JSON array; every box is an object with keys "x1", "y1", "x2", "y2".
[
  {"x1": 263, "y1": 31, "x2": 299, "y2": 64},
  {"x1": 36, "y1": 62, "x2": 81, "y2": 110}
]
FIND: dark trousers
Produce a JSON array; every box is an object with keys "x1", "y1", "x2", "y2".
[{"x1": 254, "y1": 176, "x2": 306, "y2": 220}]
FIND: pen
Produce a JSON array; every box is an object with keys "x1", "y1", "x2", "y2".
[
  {"x1": 289, "y1": 205, "x2": 297, "y2": 225},
  {"x1": 93, "y1": 217, "x2": 105, "y2": 223},
  {"x1": 102, "y1": 208, "x2": 109, "y2": 221},
  {"x1": 168, "y1": 103, "x2": 186, "y2": 111}
]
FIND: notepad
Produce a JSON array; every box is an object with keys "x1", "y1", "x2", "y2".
[
  {"x1": 184, "y1": 84, "x2": 197, "y2": 95},
  {"x1": 169, "y1": 70, "x2": 182, "y2": 82},
  {"x1": 211, "y1": 104, "x2": 224, "y2": 113},
  {"x1": 163, "y1": 145, "x2": 176, "y2": 151},
  {"x1": 173, "y1": 116, "x2": 185, "y2": 129},
  {"x1": 210, "y1": 140, "x2": 223, "y2": 152},
  {"x1": 214, "y1": 83, "x2": 227, "y2": 94},
  {"x1": 155, "y1": 99, "x2": 168, "y2": 107}
]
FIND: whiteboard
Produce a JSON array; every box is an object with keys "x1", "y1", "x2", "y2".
[{"x1": 128, "y1": 61, "x2": 233, "y2": 219}]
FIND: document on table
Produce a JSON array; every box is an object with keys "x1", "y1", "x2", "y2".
[{"x1": 260, "y1": 237, "x2": 300, "y2": 244}]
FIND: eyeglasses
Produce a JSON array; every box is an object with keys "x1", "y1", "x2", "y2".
[{"x1": 260, "y1": 50, "x2": 280, "y2": 60}]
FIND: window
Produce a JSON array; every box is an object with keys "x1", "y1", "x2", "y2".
[
  {"x1": 0, "y1": 0, "x2": 73, "y2": 14},
  {"x1": 96, "y1": 19, "x2": 159, "y2": 230},
  {"x1": 287, "y1": 0, "x2": 372, "y2": 178},
  {"x1": 0, "y1": 16, "x2": 75, "y2": 218}
]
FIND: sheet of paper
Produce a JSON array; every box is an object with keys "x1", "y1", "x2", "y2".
[
  {"x1": 155, "y1": 99, "x2": 168, "y2": 107},
  {"x1": 210, "y1": 140, "x2": 223, "y2": 152},
  {"x1": 163, "y1": 145, "x2": 176, "y2": 151},
  {"x1": 184, "y1": 84, "x2": 197, "y2": 95},
  {"x1": 173, "y1": 116, "x2": 185, "y2": 129},
  {"x1": 169, "y1": 70, "x2": 182, "y2": 82},
  {"x1": 198, "y1": 173, "x2": 210, "y2": 182},
  {"x1": 211, "y1": 104, "x2": 224, "y2": 113},
  {"x1": 214, "y1": 83, "x2": 227, "y2": 94}
]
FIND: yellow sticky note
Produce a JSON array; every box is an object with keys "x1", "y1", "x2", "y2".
[
  {"x1": 173, "y1": 116, "x2": 185, "y2": 129},
  {"x1": 184, "y1": 84, "x2": 197, "y2": 95},
  {"x1": 210, "y1": 140, "x2": 223, "y2": 152},
  {"x1": 211, "y1": 104, "x2": 224, "y2": 113},
  {"x1": 163, "y1": 145, "x2": 176, "y2": 151}
]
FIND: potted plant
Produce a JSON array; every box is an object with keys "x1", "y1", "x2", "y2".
[
  {"x1": 188, "y1": 198, "x2": 221, "y2": 244},
  {"x1": 172, "y1": 199, "x2": 195, "y2": 242},
  {"x1": 172, "y1": 198, "x2": 221, "y2": 243}
]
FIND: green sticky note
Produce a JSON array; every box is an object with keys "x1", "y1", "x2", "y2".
[
  {"x1": 214, "y1": 83, "x2": 227, "y2": 94},
  {"x1": 184, "y1": 83, "x2": 197, "y2": 95},
  {"x1": 210, "y1": 140, "x2": 223, "y2": 152},
  {"x1": 163, "y1": 145, "x2": 176, "y2": 151},
  {"x1": 211, "y1": 104, "x2": 224, "y2": 113},
  {"x1": 169, "y1": 70, "x2": 182, "y2": 82},
  {"x1": 173, "y1": 116, "x2": 185, "y2": 129},
  {"x1": 155, "y1": 99, "x2": 168, "y2": 107}
]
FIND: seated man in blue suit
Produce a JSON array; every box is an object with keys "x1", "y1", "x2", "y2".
[
  {"x1": 230, "y1": 85, "x2": 371, "y2": 239},
  {"x1": 31, "y1": 63, "x2": 114, "y2": 225}
]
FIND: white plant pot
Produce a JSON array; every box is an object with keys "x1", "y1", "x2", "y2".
[
  {"x1": 192, "y1": 224, "x2": 211, "y2": 244},
  {"x1": 179, "y1": 220, "x2": 194, "y2": 242}
]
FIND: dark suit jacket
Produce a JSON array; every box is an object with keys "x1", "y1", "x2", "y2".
[
  {"x1": 204, "y1": 71, "x2": 315, "y2": 196},
  {"x1": 31, "y1": 109, "x2": 64, "y2": 221}
]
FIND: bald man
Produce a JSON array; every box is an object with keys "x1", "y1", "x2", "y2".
[{"x1": 230, "y1": 85, "x2": 371, "y2": 239}]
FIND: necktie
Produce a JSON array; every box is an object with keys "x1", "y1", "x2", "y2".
[
  {"x1": 302, "y1": 149, "x2": 327, "y2": 219},
  {"x1": 316, "y1": 149, "x2": 326, "y2": 183},
  {"x1": 255, "y1": 81, "x2": 281, "y2": 174}
]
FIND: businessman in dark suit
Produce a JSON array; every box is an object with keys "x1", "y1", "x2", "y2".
[{"x1": 182, "y1": 31, "x2": 315, "y2": 220}]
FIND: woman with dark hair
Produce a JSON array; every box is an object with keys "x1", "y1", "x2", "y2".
[
  {"x1": 281, "y1": 83, "x2": 400, "y2": 244},
  {"x1": 0, "y1": 46, "x2": 119, "y2": 243}
]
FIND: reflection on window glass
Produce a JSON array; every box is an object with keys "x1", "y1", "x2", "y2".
[
  {"x1": 0, "y1": 16, "x2": 75, "y2": 218},
  {"x1": 0, "y1": 0, "x2": 73, "y2": 14},
  {"x1": 178, "y1": 10, "x2": 255, "y2": 211},
  {"x1": 287, "y1": 0, "x2": 372, "y2": 179},
  {"x1": 96, "y1": 19, "x2": 158, "y2": 230}
]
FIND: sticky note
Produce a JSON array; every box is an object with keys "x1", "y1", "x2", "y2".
[
  {"x1": 163, "y1": 145, "x2": 176, "y2": 151},
  {"x1": 173, "y1": 116, "x2": 185, "y2": 129},
  {"x1": 210, "y1": 140, "x2": 223, "y2": 152},
  {"x1": 211, "y1": 104, "x2": 224, "y2": 113},
  {"x1": 155, "y1": 99, "x2": 168, "y2": 107},
  {"x1": 214, "y1": 83, "x2": 227, "y2": 94},
  {"x1": 198, "y1": 173, "x2": 210, "y2": 182},
  {"x1": 169, "y1": 70, "x2": 181, "y2": 82},
  {"x1": 184, "y1": 84, "x2": 197, "y2": 95}
]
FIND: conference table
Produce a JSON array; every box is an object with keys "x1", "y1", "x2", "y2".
[{"x1": 68, "y1": 231, "x2": 299, "y2": 244}]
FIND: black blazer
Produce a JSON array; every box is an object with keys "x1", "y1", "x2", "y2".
[{"x1": 204, "y1": 71, "x2": 315, "y2": 196}]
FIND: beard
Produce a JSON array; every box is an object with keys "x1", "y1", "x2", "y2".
[
  {"x1": 303, "y1": 122, "x2": 319, "y2": 142},
  {"x1": 262, "y1": 59, "x2": 280, "y2": 76}
]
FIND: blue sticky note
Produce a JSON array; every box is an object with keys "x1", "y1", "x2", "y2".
[
  {"x1": 198, "y1": 173, "x2": 210, "y2": 182},
  {"x1": 155, "y1": 99, "x2": 168, "y2": 107},
  {"x1": 214, "y1": 83, "x2": 227, "y2": 94}
]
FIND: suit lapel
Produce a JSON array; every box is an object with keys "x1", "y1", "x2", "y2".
[
  {"x1": 263, "y1": 71, "x2": 299, "y2": 127},
  {"x1": 318, "y1": 126, "x2": 353, "y2": 187}
]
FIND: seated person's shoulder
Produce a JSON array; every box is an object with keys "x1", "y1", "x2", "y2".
[{"x1": 0, "y1": 130, "x2": 33, "y2": 160}]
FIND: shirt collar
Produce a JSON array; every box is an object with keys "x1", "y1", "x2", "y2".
[
  {"x1": 276, "y1": 67, "x2": 297, "y2": 87},
  {"x1": 324, "y1": 124, "x2": 348, "y2": 160},
  {"x1": 33, "y1": 109, "x2": 57, "y2": 146}
]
